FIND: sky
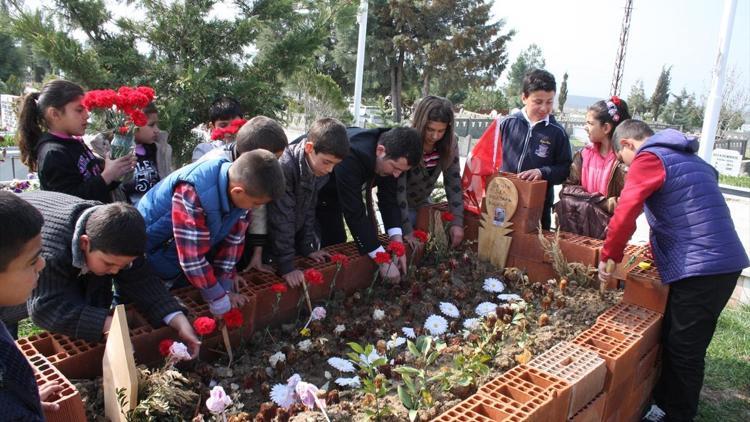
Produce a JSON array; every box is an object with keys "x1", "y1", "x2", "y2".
[{"x1": 490, "y1": 0, "x2": 750, "y2": 100}]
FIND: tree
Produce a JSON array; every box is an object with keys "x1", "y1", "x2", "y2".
[
  {"x1": 627, "y1": 80, "x2": 648, "y2": 117},
  {"x1": 506, "y1": 44, "x2": 546, "y2": 107},
  {"x1": 557, "y1": 72, "x2": 568, "y2": 114},
  {"x1": 463, "y1": 87, "x2": 509, "y2": 113},
  {"x1": 0, "y1": 11, "x2": 26, "y2": 87},
  {"x1": 649, "y1": 66, "x2": 672, "y2": 121},
  {"x1": 9, "y1": 0, "x2": 336, "y2": 164},
  {"x1": 716, "y1": 68, "x2": 749, "y2": 137}
]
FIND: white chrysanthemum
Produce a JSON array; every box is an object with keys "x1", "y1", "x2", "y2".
[
  {"x1": 327, "y1": 357, "x2": 356, "y2": 373},
  {"x1": 402, "y1": 327, "x2": 416, "y2": 339},
  {"x1": 333, "y1": 324, "x2": 346, "y2": 335},
  {"x1": 373, "y1": 309, "x2": 385, "y2": 321},
  {"x1": 463, "y1": 318, "x2": 480, "y2": 330},
  {"x1": 475, "y1": 302, "x2": 498, "y2": 317},
  {"x1": 439, "y1": 302, "x2": 460, "y2": 318},
  {"x1": 483, "y1": 277, "x2": 505, "y2": 293},
  {"x1": 335, "y1": 376, "x2": 361, "y2": 388},
  {"x1": 425, "y1": 314, "x2": 448, "y2": 336},
  {"x1": 359, "y1": 350, "x2": 384, "y2": 365},
  {"x1": 387, "y1": 337, "x2": 406, "y2": 350},
  {"x1": 297, "y1": 339, "x2": 312, "y2": 353},
  {"x1": 269, "y1": 351, "x2": 286, "y2": 368},
  {"x1": 270, "y1": 383, "x2": 296, "y2": 409},
  {"x1": 510, "y1": 300, "x2": 527, "y2": 312},
  {"x1": 497, "y1": 293, "x2": 522, "y2": 302}
]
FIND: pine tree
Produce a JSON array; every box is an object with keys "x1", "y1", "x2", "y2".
[
  {"x1": 649, "y1": 66, "x2": 672, "y2": 121},
  {"x1": 506, "y1": 44, "x2": 546, "y2": 107},
  {"x1": 627, "y1": 80, "x2": 648, "y2": 117},
  {"x1": 557, "y1": 72, "x2": 568, "y2": 114}
]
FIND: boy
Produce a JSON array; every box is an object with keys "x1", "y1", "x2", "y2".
[
  {"x1": 138, "y1": 150, "x2": 285, "y2": 318},
  {"x1": 316, "y1": 127, "x2": 421, "y2": 282},
  {"x1": 192, "y1": 96, "x2": 243, "y2": 162},
  {"x1": 598, "y1": 120, "x2": 749, "y2": 422},
  {"x1": 268, "y1": 118, "x2": 349, "y2": 286},
  {"x1": 499, "y1": 68, "x2": 572, "y2": 229},
  {"x1": 0, "y1": 192, "x2": 61, "y2": 419},
  {"x1": 17, "y1": 191, "x2": 200, "y2": 355},
  {"x1": 200, "y1": 116, "x2": 289, "y2": 273}
]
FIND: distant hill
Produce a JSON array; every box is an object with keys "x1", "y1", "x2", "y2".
[{"x1": 560, "y1": 94, "x2": 601, "y2": 112}]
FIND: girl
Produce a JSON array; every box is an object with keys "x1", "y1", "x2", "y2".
[
  {"x1": 555, "y1": 96, "x2": 631, "y2": 239},
  {"x1": 121, "y1": 102, "x2": 164, "y2": 205},
  {"x1": 399, "y1": 96, "x2": 464, "y2": 248},
  {"x1": 16, "y1": 79, "x2": 134, "y2": 203}
]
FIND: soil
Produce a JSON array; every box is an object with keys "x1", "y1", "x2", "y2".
[{"x1": 75, "y1": 246, "x2": 621, "y2": 421}]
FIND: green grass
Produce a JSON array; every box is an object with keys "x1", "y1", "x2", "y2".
[
  {"x1": 696, "y1": 304, "x2": 750, "y2": 422},
  {"x1": 719, "y1": 174, "x2": 750, "y2": 189},
  {"x1": 17, "y1": 318, "x2": 43, "y2": 338}
]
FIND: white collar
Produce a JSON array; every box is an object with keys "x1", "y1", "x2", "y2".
[{"x1": 521, "y1": 108, "x2": 550, "y2": 127}]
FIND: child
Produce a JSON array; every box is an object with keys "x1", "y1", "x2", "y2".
[
  {"x1": 399, "y1": 96, "x2": 464, "y2": 249},
  {"x1": 498, "y1": 69, "x2": 572, "y2": 229},
  {"x1": 138, "y1": 150, "x2": 285, "y2": 318},
  {"x1": 267, "y1": 118, "x2": 349, "y2": 287},
  {"x1": 316, "y1": 127, "x2": 421, "y2": 282},
  {"x1": 121, "y1": 102, "x2": 166, "y2": 205},
  {"x1": 598, "y1": 120, "x2": 749, "y2": 422},
  {"x1": 16, "y1": 79, "x2": 135, "y2": 203},
  {"x1": 15, "y1": 191, "x2": 201, "y2": 355},
  {"x1": 200, "y1": 116, "x2": 289, "y2": 273},
  {"x1": 555, "y1": 96, "x2": 631, "y2": 239},
  {"x1": 0, "y1": 191, "x2": 62, "y2": 418},
  {"x1": 191, "y1": 96, "x2": 243, "y2": 162}
]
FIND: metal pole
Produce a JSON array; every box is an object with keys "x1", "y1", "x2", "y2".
[
  {"x1": 698, "y1": 0, "x2": 737, "y2": 163},
  {"x1": 353, "y1": 0, "x2": 368, "y2": 127}
]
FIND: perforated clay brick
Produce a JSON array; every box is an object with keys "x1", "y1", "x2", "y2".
[
  {"x1": 434, "y1": 392, "x2": 530, "y2": 421},
  {"x1": 597, "y1": 303, "x2": 662, "y2": 358},
  {"x1": 572, "y1": 323, "x2": 642, "y2": 391},
  {"x1": 568, "y1": 391, "x2": 606, "y2": 422}
]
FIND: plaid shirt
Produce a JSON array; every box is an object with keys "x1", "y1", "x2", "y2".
[{"x1": 172, "y1": 183, "x2": 249, "y2": 296}]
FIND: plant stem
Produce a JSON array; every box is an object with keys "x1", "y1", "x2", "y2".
[{"x1": 327, "y1": 264, "x2": 342, "y2": 304}]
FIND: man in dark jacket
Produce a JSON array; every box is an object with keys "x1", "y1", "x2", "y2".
[
  {"x1": 316, "y1": 127, "x2": 421, "y2": 281},
  {"x1": 267, "y1": 118, "x2": 350, "y2": 287},
  {"x1": 500, "y1": 69, "x2": 572, "y2": 229},
  {"x1": 19, "y1": 191, "x2": 200, "y2": 354}
]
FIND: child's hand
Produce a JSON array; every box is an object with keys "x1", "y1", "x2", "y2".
[
  {"x1": 449, "y1": 225, "x2": 465, "y2": 248},
  {"x1": 245, "y1": 253, "x2": 274, "y2": 273},
  {"x1": 379, "y1": 262, "x2": 401, "y2": 282},
  {"x1": 102, "y1": 155, "x2": 136, "y2": 184},
  {"x1": 228, "y1": 292, "x2": 249, "y2": 309},
  {"x1": 283, "y1": 270, "x2": 305, "y2": 287},
  {"x1": 168, "y1": 313, "x2": 201, "y2": 358},
  {"x1": 403, "y1": 233, "x2": 423, "y2": 252},
  {"x1": 39, "y1": 380, "x2": 64, "y2": 412},
  {"x1": 517, "y1": 169, "x2": 543, "y2": 181},
  {"x1": 308, "y1": 250, "x2": 331, "y2": 263}
]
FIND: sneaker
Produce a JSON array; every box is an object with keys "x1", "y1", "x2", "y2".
[{"x1": 641, "y1": 404, "x2": 667, "y2": 422}]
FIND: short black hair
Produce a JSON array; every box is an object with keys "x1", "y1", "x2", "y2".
[
  {"x1": 229, "y1": 149, "x2": 285, "y2": 200},
  {"x1": 86, "y1": 203, "x2": 147, "y2": 256},
  {"x1": 378, "y1": 127, "x2": 422, "y2": 166},
  {"x1": 612, "y1": 119, "x2": 655, "y2": 152},
  {"x1": 143, "y1": 102, "x2": 158, "y2": 116},
  {"x1": 235, "y1": 116, "x2": 288, "y2": 155},
  {"x1": 522, "y1": 69, "x2": 556, "y2": 96},
  {"x1": 308, "y1": 118, "x2": 349, "y2": 159},
  {"x1": 0, "y1": 192, "x2": 44, "y2": 272},
  {"x1": 209, "y1": 96, "x2": 242, "y2": 123}
]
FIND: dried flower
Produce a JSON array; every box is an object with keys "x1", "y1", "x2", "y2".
[
  {"x1": 497, "y1": 293, "x2": 522, "y2": 302},
  {"x1": 463, "y1": 318, "x2": 480, "y2": 330},
  {"x1": 402, "y1": 327, "x2": 416, "y2": 339},
  {"x1": 374, "y1": 251, "x2": 392, "y2": 264},
  {"x1": 386, "y1": 337, "x2": 406, "y2": 350},
  {"x1": 158, "y1": 339, "x2": 174, "y2": 357},
  {"x1": 310, "y1": 306, "x2": 327, "y2": 321},
  {"x1": 299, "y1": 327, "x2": 311, "y2": 337},
  {"x1": 386, "y1": 240, "x2": 406, "y2": 257},
  {"x1": 475, "y1": 302, "x2": 498, "y2": 317},
  {"x1": 372, "y1": 308, "x2": 385, "y2": 321},
  {"x1": 297, "y1": 339, "x2": 313, "y2": 352},
  {"x1": 193, "y1": 316, "x2": 217, "y2": 336},
  {"x1": 483, "y1": 277, "x2": 505, "y2": 293},
  {"x1": 328, "y1": 357, "x2": 356, "y2": 373},
  {"x1": 271, "y1": 283, "x2": 288, "y2": 293},
  {"x1": 304, "y1": 268, "x2": 324, "y2": 285},
  {"x1": 206, "y1": 385, "x2": 233, "y2": 414},
  {"x1": 413, "y1": 230, "x2": 429, "y2": 243},
  {"x1": 335, "y1": 376, "x2": 361, "y2": 388},
  {"x1": 269, "y1": 351, "x2": 286, "y2": 368},
  {"x1": 223, "y1": 308, "x2": 243, "y2": 329},
  {"x1": 439, "y1": 302, "x2": 460, "y2": 318},
  {"x1": 425, "y1": 314, "x2": 448, "y2": 336},
  {"x1": 333, "y1": 324, "x2": 346, "y2": 335},
  {"x1": 295, "y1": 381, "x2": 325, "y2": 410}
]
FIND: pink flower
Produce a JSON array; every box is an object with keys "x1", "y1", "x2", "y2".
[
  {"x1": 295, "y1": 381, "x2": 325, "y2": 410},
  {"x1": 206, "y1": 385, "x2": 233, "y2": 414},
  {"x1": 310, "y1": 306, "x2": 326, "y2": 321}
]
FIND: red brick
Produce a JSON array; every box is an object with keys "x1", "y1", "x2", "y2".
[
  {"x1": 248, "y1": 271, "x2": 302, "y2": 328},
  {"x1": 26, "y1": 352, "x2": 86, "y2": 422},
  {"x1": 602, "y1": 372, "x2": 634, "y2": 422},
  {"x1": 569, "y1": 392, "x2": 606, "y2": 422},
  {"x1": 634, "y1": 345, "x2": 660, "y2": 388},
  {"x1": 572, "y1": 323, "x2": 642, "y2": 391},
  {"x1": 496, "y1": 172, "x2": 548, "y2": 209},
  {"x1": 434, "y1": 392, "x2": 530, "y2": 421},
  {"x1": 597, "y1": 303, "x2": 663, "y2": 358},
  {"x1": 623, "y1": 266, "x2": 669, "y2": 314},
  {"x1": 510, "y1": 206, "x2": 544, "y2": 234},
  {"x1": 509, "y1": 232, "x2": 546, "y2": 262},
  {"x1": 506, "y1": 255, "x2": 558, "y2": 283},
  {"x1": 612, "y1": 244, "x2": 649, "y2": 280},
  {"x1": 529, "y1": 341, "x2": 607, "y2": 418}
]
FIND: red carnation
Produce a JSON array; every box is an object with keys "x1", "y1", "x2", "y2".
[
  {"x1": 413, "y1": 229, "x2": 429, "y2": 243},
  {"x1": 304, "y1": 268, "x2": 324, "y2": 285},
  {"x1": 211, "y1": 127, "x2": 228, "y2": 140},
  {"x1": 374, "y1": 251, "x2": 392, "y2": 265},
  {"x1": 611, "y1": 95, "x2": 621, "y2": 106},
  {"x1": 136, "y1": 86, "x2": 156, "y2": 101},
  {"x1": 441, "y1": 211, "x2": 454, "y2": 222},
  {"x1": 229, "y1": 118, "x2": 247, "y2": 129},
  {"x1": 386, "y1": 240, "x2": 406, "y2": 257},
  {"x1": 159, "y1": 338, "x2": 174, "y2": 357},
  {"x1": 118, "y1": 126, "x2": 129, "y2": 135},
  {"x1": 223, "y1": 308, "x2": 243, "y2": 329},
  {"x1": 192, "y1": 316, "x2": 217, "y2": 336},
  {"x1": 330, "y1": 253, "x2": 349, "y2": 267},
  {"x1": 82, "y1": 89, "x2": 118, "y2": 110},
  {"x1": 129, "y1": 109, "x2": 148, "y2": 127},
  {"x1": 271, "y1": 283, "x2": 288, "y2": 294}
]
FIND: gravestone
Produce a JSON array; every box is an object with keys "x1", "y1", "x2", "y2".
[
  {"x1": 103, "y1": 305, "x2": 138, "y2": 421},
  {"x1": 711, "y1": 148, "x2": 743, "y2": 177},
  {"x1": 478, "y1": 176, "x2": 518, "y2": 268}
]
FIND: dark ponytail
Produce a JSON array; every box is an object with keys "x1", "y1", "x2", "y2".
[
  {"x1": 588, "y1": 96, "x2": 632, "y2": 140},
  {"x1": 16, "y1": 79, "x2": 85, "y2": 171}
]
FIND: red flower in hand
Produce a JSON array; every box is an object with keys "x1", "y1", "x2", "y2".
[
  {"x1": 374, "y1": 251, "x2": 392, "y2": 265},
  {"x1": 413, "y1": 230, "x2": 429, "y2": 243},
  {"x1": 387, "y1": 240, "x2": 406, "y2": 257},
  {"x1": 304, "y1": 268, "x2": 324, "y2": 285},
  {"x1": 118, "y1": 126, "x2": 129, "y2": 135},
  {"x1": 129, "y1": 109, "x2": 148, "y2": 127},
  {"x1": 441, "y1": 211, "x2": 454, "y2": 222},
  {"x1": 159, "y1": 338, "x2": 174, "y2": 357},
  {"x1": 223, "y1": 308, "x2": 244, "y2": 329},
  {"x1": 330, "y1": 253, "x2": 349, "y2": 267},
  {"x1": 136, "y1": 86, "x2": 156, "y2": 102},
  {"x1": 210, "y1": 127, "x2": 228, "y2": 140},
  {"x1": 192, "y1": 316, "x2": 217, "y2": 336},
  {"x1": 271, "y1": 283, "x2": 288, "y2": 294}
]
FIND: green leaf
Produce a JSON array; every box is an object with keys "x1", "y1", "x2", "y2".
[
  {"x1": 397, "y1": 385, "x2": 414, "y2": 409},
  {"x1": 409, "y1": 409, "x2": 419, "y2": 421},
  {"x1": 407, "y1": 340, "x2": 420, "y2": 357},
  {"x1": 394, "y1": 366, "x2": 421, "y2": 376},
  {"x1": 348, "y1": 342, "x2": 365, "y2": 355}
]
